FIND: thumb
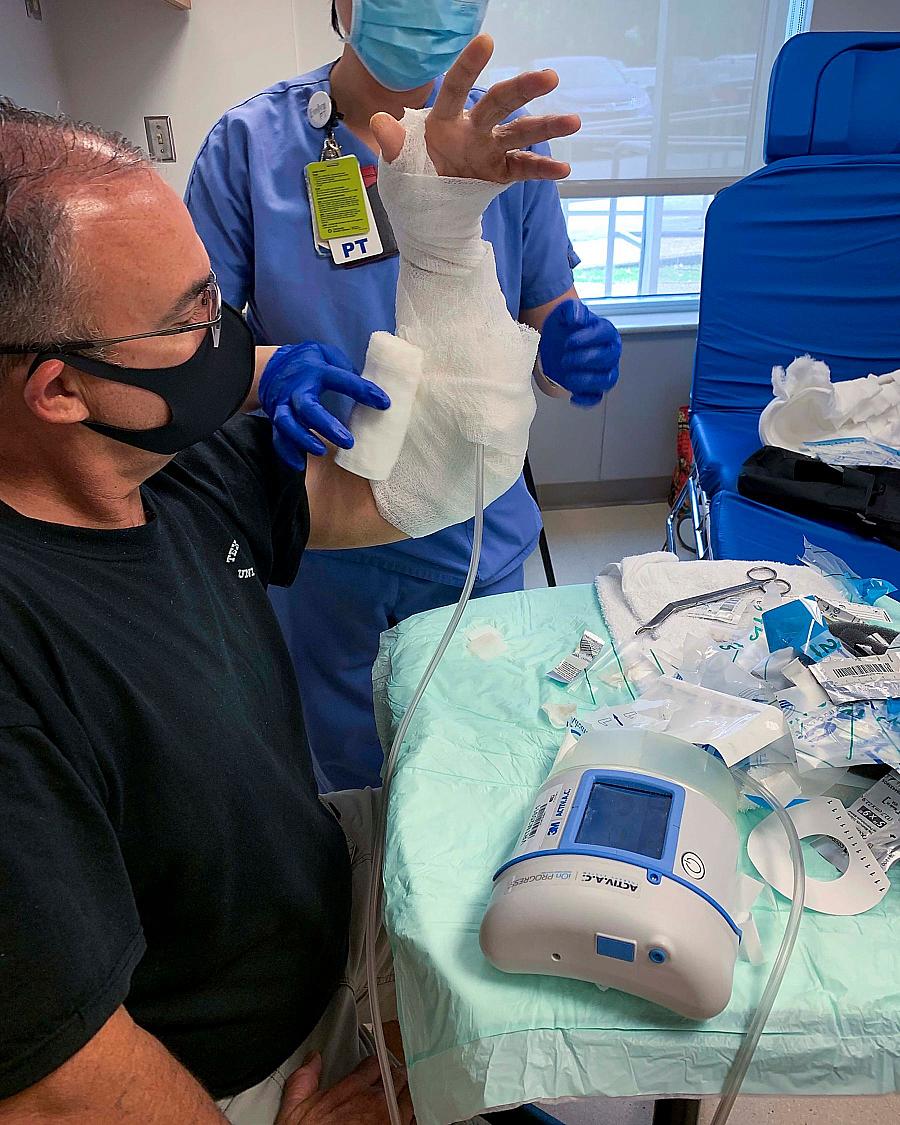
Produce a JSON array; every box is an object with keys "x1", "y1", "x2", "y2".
[
  {"x1": 543, "y1": 298, "x2": 584, "y2": 339},
  {"x1": 557, "y1": 298, "x2": 592, "y2": 330},
  {"x1": 371, "y1": 112, "x2": 406, "y2": 163},
  {"x1": 278, "y1": 1052, "x2": 322, "y2": 1121}
]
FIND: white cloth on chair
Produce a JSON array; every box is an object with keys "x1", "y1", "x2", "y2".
[{"x1": 759, "y1": 355, "x2": 900, "y2": 453}]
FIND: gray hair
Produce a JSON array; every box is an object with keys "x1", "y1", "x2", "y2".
[{"x1": 0, "y1": 99, "x2": 150, "y2": 374}]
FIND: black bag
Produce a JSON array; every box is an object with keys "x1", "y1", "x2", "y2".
[{"x1": 738, "y1": 446, "x2": 900, "y2": 550}]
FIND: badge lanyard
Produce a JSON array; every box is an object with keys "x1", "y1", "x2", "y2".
[{"x1": 304, "y1": 90, "x2": 397, "y2": 268}]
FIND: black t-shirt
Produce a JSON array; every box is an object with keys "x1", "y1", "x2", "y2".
[{"x1": 0, "y1": 416, "x2": 351, "y2": 1100}]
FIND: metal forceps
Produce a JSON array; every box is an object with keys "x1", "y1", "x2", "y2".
[{"x1": 635, "y1": 566, "x2": 792, "y2": 636}]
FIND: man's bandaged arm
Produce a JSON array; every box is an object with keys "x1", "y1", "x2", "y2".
[{"x1": 335, "y1": 108, "x2": 538, "y2": 538}]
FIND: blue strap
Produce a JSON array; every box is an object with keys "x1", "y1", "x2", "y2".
[{"x1": 493, "y1": 849, "x2": 743, "y2": 940}]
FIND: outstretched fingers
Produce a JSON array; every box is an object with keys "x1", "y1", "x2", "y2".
[
  {"x1": 469, "y1": 68, "x2": 561, "y2": 131},
  {"x1": 505, "y1": 148, "x2": 572, "y2": 181},
  {"x1": 492, "y1": 112, "x2": 581, "y2": 152},
  {"x1": 431, "y1": 33, "x2": 494, "y2": 120}
]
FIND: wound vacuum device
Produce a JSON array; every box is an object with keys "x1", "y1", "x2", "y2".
[{"x1": 480, "y1": 729, "x2": 744, "y2": 1019}]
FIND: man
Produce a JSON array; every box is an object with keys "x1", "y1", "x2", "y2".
[
  {"x1": 0, "y1": 39, "x2": 575, "y2": 1124},
  {"x1": 186, "y1": 0, "x2": 623, "y2": 791}
]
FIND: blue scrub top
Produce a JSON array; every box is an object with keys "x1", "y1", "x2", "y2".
[{"x1": 186, "y1": 62, "x2": 578, "y2": 585}]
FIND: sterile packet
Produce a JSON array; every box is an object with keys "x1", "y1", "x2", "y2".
[
  {"x1": 546, "y1": 630, "x2": 605, "y2": 686},
  {"x1": 830, "y1": 772, "x2": 900, "y2": 871},
  {"x1": 562, "y1": 636, "x2": 680, "y2": 707},
  {"x1": 684, "y1": 589, "x2": 758, "y2": 627},
  {"x1": 761, "y1": 597, "x2": 846, "y2": 663},
  {"x1": 679, "y1": 633, "x2": 779, "y2": 703},
  {"x1": 554, "y1": 698, "x2": 672, "y2": 767},
  {"x1": 675, "y1": 586, "x2": 791, "y2": 697},
  {"x1": 802, "y1": 436, "x2": 900, "y2": 469},
  {"x1": 801, "y1": 537, "x2": 897, "y2": 605},
  {"x1": 849, "y1": 770, "x2": 900, "y2": 831},
  {"x1": 781, "y1": 697, "x2": 900, "y2": 770},
  {"x1": 644, "y1": 677, "x2": 790, "y2": 766},
  {"x1": 809, "y1": 651, "x2": 900, "y2": 704}
]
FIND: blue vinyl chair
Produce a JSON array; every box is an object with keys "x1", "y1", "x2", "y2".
[{"x1": 671, "y1": 32, "x2": 900, "y2": 583}]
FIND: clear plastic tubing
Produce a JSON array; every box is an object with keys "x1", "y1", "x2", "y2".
[
  {"x1": 710, "y1": 770, "x2": 806, "y2": 1125},
  {"x1": 365, "y1": 443, "x2": 485, "y2": 1125}
]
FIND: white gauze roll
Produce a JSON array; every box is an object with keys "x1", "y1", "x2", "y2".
[
  {"x1": 335, "y1": 331, "x2": 424, "y2": 481},
  {"x1": 351, "y1": 107, "x2": 539, "y2": 538}
]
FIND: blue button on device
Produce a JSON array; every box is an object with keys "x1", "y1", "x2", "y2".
[{"x1": 596, "y1": 934, "x2": 636, "y2": 962}]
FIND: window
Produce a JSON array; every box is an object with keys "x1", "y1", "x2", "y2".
[
  {"x1": 481, "y1": 0, "x2": 814, "y2": 317},
  {"x1": 564, "y1": 193, "x2": 713, "y2": 304}
]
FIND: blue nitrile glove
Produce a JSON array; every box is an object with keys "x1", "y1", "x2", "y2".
[
  {"x1": 538, "y1": 298, "x2": 622, "y2": 408},
  {"x1": 258, "y1": 342, "x2": 390, "y2": 471}
]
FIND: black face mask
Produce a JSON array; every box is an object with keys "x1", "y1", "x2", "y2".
[{"x1": 28, "y1": 303, "x2": 254, "y2": 456}]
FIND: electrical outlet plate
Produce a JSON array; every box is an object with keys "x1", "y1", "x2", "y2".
[
  {"x1": 144, "y1": 116, "x2": 176, "y2": 163},
  {"x1": 24, "y1": 0, "x2": 42, "y2": 21}
]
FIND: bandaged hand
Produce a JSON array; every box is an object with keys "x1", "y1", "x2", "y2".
[
  {"x1": 259, "y1": 342, "x2": 390, "y2": 471},
  {"x1": 538, "y1": 299, "x2": 622, "y2": 408},
  {"x1": 335, "y1": 38, "x2": 587, "y2": 538},
  {"x1": 371, "y1": 33, "x2": 579, "y2": 183},
  {"x1": 335, "y1": 107, "x2": 540, "y2": 537}
]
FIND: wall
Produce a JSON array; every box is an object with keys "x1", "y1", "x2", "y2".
[
  {"x1": 43, "y1": 0, "x2": 338, "y2": 194},
  {"x1": 530, "y1": 328, "x2": 696, "y2": 507},
  {"x1": 0, "y1": 0, "x2": 67, "y2": 112},
  {"x1": 812, "y1": 0, "x2": 900, "y2": 31}
]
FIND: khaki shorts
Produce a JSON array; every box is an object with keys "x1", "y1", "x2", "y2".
[{"x1": 218, "y1": 787, "x2": 395, "y2": 1125}]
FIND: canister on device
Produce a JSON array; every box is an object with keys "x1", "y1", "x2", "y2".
[{"x1": 480, "y1": 730, "x2": 743, "y2": 1019}]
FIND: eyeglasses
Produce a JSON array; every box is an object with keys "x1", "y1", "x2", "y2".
[{"x1": 0, "y1": 273, "x2": 222, "y2": 357}]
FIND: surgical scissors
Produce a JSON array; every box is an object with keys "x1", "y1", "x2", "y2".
[{"x1": 635, "y1": 566, "x2": 792, "y2": 636}]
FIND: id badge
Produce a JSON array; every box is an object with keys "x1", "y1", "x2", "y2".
[
  {"x1": 326, "y1": 174, "x2": 384, "y2": 265},
  {"x1": 330, "y1": 165, "x2": 398, "y2": 269},
  {"x1": 305, "y1": 154, "x2": 370, "y2": 242},
  {"x1": 305, "y1": 159, "x2": 399, "y2": 267}
]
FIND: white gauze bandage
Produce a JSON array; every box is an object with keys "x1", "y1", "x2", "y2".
[
  {"x1": 334, "y1": 107, "x2": 539, "y2": 537},
  {"x1": 335, "y1": 332, "x2": 424, "y2": 481}
]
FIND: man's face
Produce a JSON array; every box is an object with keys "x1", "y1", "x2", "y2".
[{"x1": 63, "y1": 168, "x2": 216, "y2": 433}]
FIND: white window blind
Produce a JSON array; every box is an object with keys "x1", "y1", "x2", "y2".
[
  {"x1": 482, "y1": 0, "x2": 813, "y2": 200},
  {"x1": 480, "y1": 0, "x2": 813, "y2": 311}
]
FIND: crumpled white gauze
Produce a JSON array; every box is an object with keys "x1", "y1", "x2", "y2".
[
  {"x1": 335, "y1": 107, "x2": 539, "y2": 537},
  {"x1": 759, "y1": 354, "x2": 900, "y2": 452}
]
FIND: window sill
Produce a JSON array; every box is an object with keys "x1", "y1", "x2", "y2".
[
  {"x1": 606, "y1": 310, "x2": 700, "y2": 335},
  {"x1": 582, "y1": 297, "x2": 700, "y2": 335}
]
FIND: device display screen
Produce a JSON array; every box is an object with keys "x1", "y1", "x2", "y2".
[{"x1": 575, "y1": 780, "x2": 673, "y2": 860}]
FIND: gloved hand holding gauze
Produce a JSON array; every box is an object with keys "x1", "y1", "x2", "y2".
[{"x1": 334, "y1": 107, "x2": 539, "y2": 537}]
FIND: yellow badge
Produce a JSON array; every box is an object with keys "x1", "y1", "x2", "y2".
[{"x1": 305, "y1": 155, "x2": 370, "y2": 242}]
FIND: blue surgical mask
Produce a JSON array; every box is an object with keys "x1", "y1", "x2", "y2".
[{"x1": 346, "y1": 0, "x2": 489, "y2": 92}]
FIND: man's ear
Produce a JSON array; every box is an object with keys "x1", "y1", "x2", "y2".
[{"x1": 22, "y1": 359, "x2": 91, "y2": 425}]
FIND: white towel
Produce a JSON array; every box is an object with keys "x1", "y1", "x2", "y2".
[
  {"x1": 759, "y1": 355, "x2": 900, "y2": 452},
  {"x1": 595, "y1": 552, "x2": 843, "y2": 656}
]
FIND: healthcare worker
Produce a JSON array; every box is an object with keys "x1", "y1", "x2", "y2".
[{"x1": 186, "y1": 0, "x2": 622, "y2": 790}]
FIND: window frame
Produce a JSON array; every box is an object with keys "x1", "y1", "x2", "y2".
[
  {"x1": 547, "y1": 0, "x2": 815, "y2": 324},
  {"x1": 561, "y1": 186, "x2": 720, "y2": 320}
]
